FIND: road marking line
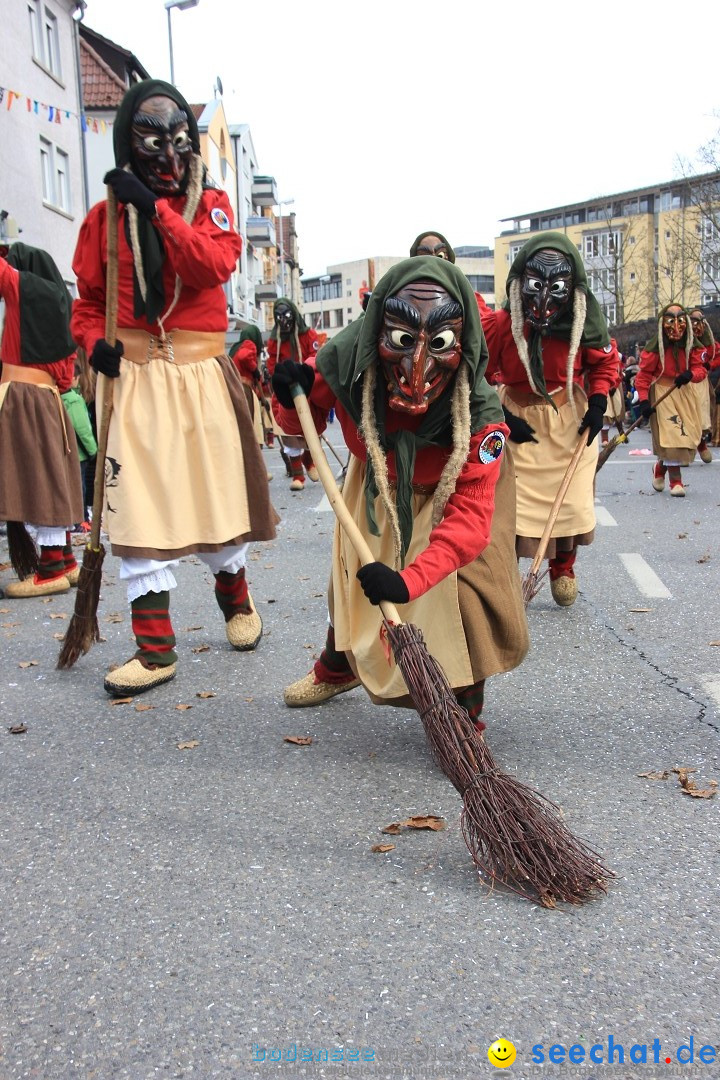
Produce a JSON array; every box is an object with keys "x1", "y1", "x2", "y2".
[
  {"x1": 702, "y1": 679, "x2": 720, "y2": 710},
  {"x1": 594, "y1": 505, "x2": 618, "y2": 526},
  {"x1": 619, "y1": 553, "x2": 671, "y2": 598},
  {"x1": 315, "y1": 494, "x2": 333, "y2": 512}
]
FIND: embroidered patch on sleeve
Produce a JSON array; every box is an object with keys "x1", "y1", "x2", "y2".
[
  {"x1": 478, "y1": 429, "x2": 505, "y2": 464},
  {"x1": 210, "y1": 207, "x2": 231, "y2": 231}
]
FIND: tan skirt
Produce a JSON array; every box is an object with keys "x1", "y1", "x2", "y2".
[
  {"x1": 97, "y1": 352, "x2": 279, "y2": 559},
  {"x1": 650, "y1": 378, "x2": 704, "y2": 465},
  {"x1": 500, "y1": 386, "x2": 597, "y2": 559},
  {"x1": 330, "y1": 451, "x2": 529, "y2": 707},
  {"x1": 604, "y1": 388, "x2": 625, "y2": 425},
  {"x1": 699, "y1": 378, "x2": 712, "y2": 431},
  {"x1": 0, "y1": 380, "x2": 83, "y2": 526}
]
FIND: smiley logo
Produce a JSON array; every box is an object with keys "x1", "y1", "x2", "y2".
[{"x1": 488, "y1": 1039, "x2": 516, "y2": 1068}]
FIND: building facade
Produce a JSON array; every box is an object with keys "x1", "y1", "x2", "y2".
[
  {"x1": 301, "y1": 249, "x2": 496, "y2": 343},
  {"x1": 495, "y1": 173, "x2": 720, "y2": 328}
]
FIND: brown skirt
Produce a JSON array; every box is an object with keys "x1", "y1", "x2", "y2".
[
  {"x1": 330, "y1": 451, "x2": 529, "y2": 708},
  {"x1": 0, "y1": 381, "x2": 83, "y2": 526}
]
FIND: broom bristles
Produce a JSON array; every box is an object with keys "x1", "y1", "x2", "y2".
[
  {"x1": 385, "y1": 620, "x2": 612, "y2": 907},
  {"x1": 56, "y1": 544, "x2": 105, "y2": 669},
  {"x1": 521, "y1": 566, "x2": 548, "y2": 606},
  {"x1": 6, "y1": 521, "x2": 39, "y2": 579}
]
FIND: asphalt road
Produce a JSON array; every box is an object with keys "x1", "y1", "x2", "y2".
[{"x1": 1, "y1": 423, "x2": 718, "y2": 1080}]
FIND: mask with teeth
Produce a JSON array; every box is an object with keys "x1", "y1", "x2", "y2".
[
  {"x1": 520, "y1": 248, "x2": 574, "y2": 331},
  {"x1": 377, "y1": 281, "x2": 463, "y2": 414}
]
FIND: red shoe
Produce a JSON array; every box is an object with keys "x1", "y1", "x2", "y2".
[{"x1": 652, "y1": 462, "x2": 666, "y2": 492}]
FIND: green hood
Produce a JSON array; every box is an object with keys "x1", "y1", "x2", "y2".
[
  {"x1": 270, "y1": 297, "x2": 309, "y2": 339},
  {"x1": 317, "y1": 256, "x2": 503, "y2": 560},
  {"x1": 5, "y1": 243, "x2": 75, "y2": 364},
  {"x1": 409, "y1": 230, "x2": 456, "y2": 264}
]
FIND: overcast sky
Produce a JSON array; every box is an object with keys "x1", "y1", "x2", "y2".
[{"x1": 85, "y1": 0, "x2": 720, "y2": 276}]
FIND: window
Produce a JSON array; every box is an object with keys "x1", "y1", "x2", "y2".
[
  {"x1": 603, "y1": 303, "x2": 617, "y2": 325},
  {"x1": 347, "y1": 307, "x2": 352, "y2": 314},
  {"x1": 584, "y1": 231, "x2": 621, "y2": 259},
  {"x1": 509, "y1": 243, "x2": 523, "y2": 262},
  {"x1": 322, "y1": 310, "x2": 330, "y2": 329},
  {"x1": 335, "y1": 309, "x2": 344, "y2": 328},
  {"x1": 40, "y1": 136, "x2": 70, "y2": 212},
  {"x1": 346, "y1": 290, "x2": 351, "y2": 297},
  {"x1": 29, "y1": 2, "x2": 62, "y2": 79}
]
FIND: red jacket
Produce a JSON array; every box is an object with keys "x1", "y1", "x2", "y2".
[
  {"x1": 0, "y1": 258, "x2": 75, "y2": 390},
  {"x1": 273, "y1": 362, "x2": 508, "y2": 600},
  {"x1": 71, "y1": 189, "x2": 242, "y2": 352},
  {"x1": 635, "y1": 342, "x2": 708, "y2": 399},
  {"x1": 266, "y1": 328, "x2": 319, "y2": 375},
  {"x1": 479, "y1": 305, "x2": 619, "y2": 398}
]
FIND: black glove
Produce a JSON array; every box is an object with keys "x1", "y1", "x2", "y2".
[
  {"x1": 638, "y1": 399, "x2": 654, "y2": 420},
  {"x1": 356, "y1": 562, "x2": 410, "y2": 606},
  {"x1": 502, "y1": 406, "x2": 538, "y2": 444},
  {"x1": 103, "y1": 168, "x2": 156, "y2": 219},
  {"x1": 674, "y1": 369, "x2": 692, "y2": 387},
  {"x1": 578, "y1": 393, "x2": 607, "y2": 446},
  {"x1": 271, "y1": 360, "x2": 315, "y2": 409},
  {"x1": 89, "y1": 337, "x2": 123, "y2": 379}
]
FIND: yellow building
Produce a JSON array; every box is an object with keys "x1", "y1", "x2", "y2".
[{"x1": 494, "y1": 172, "x2": 720, "y2": 327}]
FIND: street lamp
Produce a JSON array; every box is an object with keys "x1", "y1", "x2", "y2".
[
  {"x1": 277, "y1": 197, "x2": 294, "y2": 298},
  {"x1": 165, "y1": 0, "x2": 199, "y2": 86},
  {"x1": 319, "y1": 274, "x2": 331, "y2": 333}
]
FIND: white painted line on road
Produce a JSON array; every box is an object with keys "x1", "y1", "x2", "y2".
[
  {"x1": 619, "y1": 553, "x2": 672, "y2": 598},
  {"x1": 315, "y1": 493, "x2": 333, "y2": 512},
  {"x1": 594, "y1": 505, "x2": 618, "y2": 526},
  {"x1": 702, "y1": 678, "x2": 720, "y2": 710}
]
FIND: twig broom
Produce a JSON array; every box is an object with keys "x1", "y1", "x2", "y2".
[
  {"x1": 596, "y1": 383, "x2": 676, "y2": 473},
  {"x1": 57, "y1": 189, "x2": 118, "y2": 669},
  {"x1": 292, "y1": 384, "x2": 611, "y2": 907}
]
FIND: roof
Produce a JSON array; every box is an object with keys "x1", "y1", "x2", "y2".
[
  {"x1": 80, "y1": 24, "x2": 150, "y2": 83},
  {"x1": 80, "y1": 36, "x2": 127, "y2": 108}
]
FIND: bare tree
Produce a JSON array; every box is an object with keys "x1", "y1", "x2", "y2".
[{"x1": 584, "y1": 206, "x2": 655, "y2": 327}]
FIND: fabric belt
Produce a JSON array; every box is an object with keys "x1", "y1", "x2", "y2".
[
  {"x1": 118, "y1": 328, "x2": 227, "y2": 366},
  {"x1": 1, "y1": 364, "x2": 56, "y2": 387},
  {"x1": 506, "y1": 386, "x2": 570, "y2": 408}
]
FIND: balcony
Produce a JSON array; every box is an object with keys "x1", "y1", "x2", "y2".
[
  {"x1": 254, "y1": 281, "x2": 282, "y2": 304},
  {"x1": 251, "y1": 175, "x2": 278, "y2": 207},
  {"x1": 246, "y1": 216, "x2": 276, "y2": 248}
]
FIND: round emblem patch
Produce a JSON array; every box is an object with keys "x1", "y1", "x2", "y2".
[
  {"x1": 478, "y1": 429, "x2": 505, "y2": 464},
  {"x1": 210, "y1": 207, "x2": 231, "y2": 231},
  {"x1": 603, "y1": 343, "x2": 613, "y2": 353}
]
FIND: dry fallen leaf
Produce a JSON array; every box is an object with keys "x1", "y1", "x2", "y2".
[
  {"x1": 673, "y1": 766, "x2": 717, "y2": 799},
  {"x1": 177, "y1": 740, "x2": 199, "y2": 750},
  {"x1": 0, "y1": 563, "x2": 11, "y2": 572},
  {"x1": 105, "y1": 614, "x2": 124, "y2": 623},
  {"x1": 176, "y1": 704, "x2": 193, "y2": 711},
  {"x1": 52, "y1": 633, "x2": 64, "y2": 641},
  {"x1": 18, "y1": 660, "x2": 39, "y2": 669},
  {"x1": 135, "y1": 704, "x2": 155, "y2": 712},
  {"x1": 677, "y1": 533, "x2": 688, "y2": 539},
  {"x1": 191, "y1": 644, "x2": 210, "y2": 654},
  {"x1": 0, "y1": 607, "x2": 9, "y2": 613},
  {"x1": 49, "y1": 613, "x2": 67, "y2": 620},
  {"x1": 638, "y1": 770, "x2": 670, "y2": 780},
  {"x1": 371, "y1": 844, "x2": 395, "y2": 853},
  {"x1": 629, "y1": 607, "x2": 651, "y2": 613},
  {"x1": 182, "y1": 625, "x2": 203, "y2": 632},
  {"x1": 109, "y1": 697, "x2": 134, "y2": 706},
  {"x1": 8, "y1": 723, "x2": 28, "y2": 734},
  {"x1": 2, "y1": 622, "x2": 19, "y2": 628},
  {"x1": 284, "y1": 735, "x2": 313, "y2": 746},
  {"x1": 196, "y1": 691, "x2": 216, "y2": 699},
  {"x1": 383, "y1": 815, "x2": 446, "y2": 833},
  {"x1": 697, "y1": 553, "x2": 711, "y2": 564},
  {"x1": 710, "y1": 641, "x2": 720, "y2": 647}
]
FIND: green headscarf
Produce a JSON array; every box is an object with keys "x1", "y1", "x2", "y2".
[
  {"x1": 236, "y1": 324, "x2": 264, "y2": 353},
  {"x1": 5, "y1": 243, "x2": 75, "y2": 364},
  {"x1": 409, "y1": 230, "x2": 456, "y2": 263},
  {"x1": 317, "y1": 256, "x2": 503, "y2": 558},
  {"x1": 113, "y1": 79, "x2": 202, "y2": 324},
  {"x1": 270, "y1": 297, "x2": 309, "y2": 339},
  {"x1": 504, "y1": 231, "x2": 610, "y2": 406}
]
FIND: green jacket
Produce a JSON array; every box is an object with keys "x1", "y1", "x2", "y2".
[{"x1": 61, "y1": 388, "x2": 97, "y2": 462}]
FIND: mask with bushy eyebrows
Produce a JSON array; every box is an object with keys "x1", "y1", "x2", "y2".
[
  {"x1": 377, "y1": 281, "x2": 463, "y2": 414},
  {"x1": 521, "y1": 248, "x2": 574, "y2": 330},
  {"x1": 130, "y1": 94, "x2": 193, "y2": 196}
]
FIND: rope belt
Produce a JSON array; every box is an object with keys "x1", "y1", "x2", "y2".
[
  {"x1": 0, "y1": 364, "x2": 71, "y2": 452},
  {"x1": 118, "y1": 328, "x2": 227, "y2": 366},
  {"x1": 506, "y1": 386, "x2": 570, "y2": 409}
]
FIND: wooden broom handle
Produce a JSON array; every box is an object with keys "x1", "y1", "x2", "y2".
[
  {"x1": 526, "y1": 433, "x2": 587, "y2": 579},
  {"x1": 291, "y1": 385, "x2": 403, "y2": 626},
  {"x1": 88, "y1": 187, "x2": 118, "y2": 551}
]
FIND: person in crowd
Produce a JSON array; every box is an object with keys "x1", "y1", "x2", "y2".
[
  {"x1": 60, "y1": 359, "x2": 98, "y2": 528},
  {"x1": 266, "y1": 298, "x2": 320, "y2": 489},
  {"x1": 688, "y1": 308, "x2": 717, "y2": 460}
]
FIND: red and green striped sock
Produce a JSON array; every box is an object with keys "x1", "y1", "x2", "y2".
[
  {"x1": 314, "y1": 624, "x2": 355, "y2": 684},
  {"x1": 549, "y1": 547, "x2": 577, "y2": 581},
  {"x1": 37, "y1": 545, "x2": 67, "y2": 582},
  {"x1": 131, "y1": 590, "x2": 177, "y2": 667},
  {"x1": 456, "y1": 679, "x2": 486, "y2": 731},
  {"x1": 62, "y1": 531, "x2": 78, "y2": 576},
  {"x1": 214, "y1": 568, "x2": 252, "y2": 620}
]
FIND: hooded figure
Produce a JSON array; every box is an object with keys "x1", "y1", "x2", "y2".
[
  {"x1": 635, "y1": 302, "x2": 708, "y2": 495},
  {"x1": 0, "y1": 243, "x2": 84, "y2": 598},
  {"x1": 71, "y1": 78, "x2": 278, "y2": 698},
  {"x1": 409, "y1": 230, "x2": 456, "y2": 263},
  {"x1": 479, "y1": 231, "x2": 620, "y2": 606},
  {"x1": 272, "y1": 256, "x2": 528, "y2": 730},
  {"x1": 266, "y1": 297, "x2": 320, "y2": 488}
]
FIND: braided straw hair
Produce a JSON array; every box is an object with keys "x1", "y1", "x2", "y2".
[{"x1": 360, "y1": 360, "x2": 473, "y2": 570}]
